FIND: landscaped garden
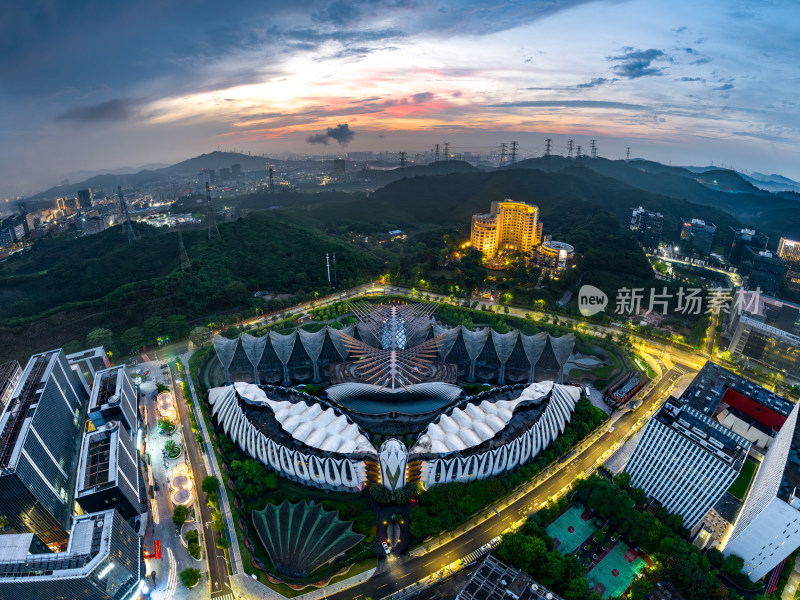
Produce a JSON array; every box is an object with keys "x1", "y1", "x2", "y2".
[{"x1": 727, "y1": 458, "x2": 757, "y2": 500}]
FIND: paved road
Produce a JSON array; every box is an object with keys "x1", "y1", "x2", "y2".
[
  {"x1": 170, "y1": 363, "x2": 234, "y2": 599},
  {"x1": 328, "y1": 363, "x2": 695, "y2": 600}
]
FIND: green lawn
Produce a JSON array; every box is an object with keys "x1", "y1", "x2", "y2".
[{"x1": 728, "y1": 459, "x2": 757, "y2": 500}]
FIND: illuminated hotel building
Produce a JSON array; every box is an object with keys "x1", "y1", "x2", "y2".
[
  {"x1": 778, "y1": 238, "x2": 800, "y2": 265},
  {"x1": 470, "y1": 200, "x2": 542, "y2": 256}
]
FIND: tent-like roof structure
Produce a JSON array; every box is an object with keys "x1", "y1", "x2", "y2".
[
  {"x1": 251, "y1": 500, "x2": 364, "y2": 578},
  {"x1": 233, "y1": 382, "x2": 375, "y2": 455}
]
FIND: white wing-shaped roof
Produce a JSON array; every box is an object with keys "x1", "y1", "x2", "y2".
[
  {"x1": 233, "y1": 382, "x2": 375, "y2": 455},
  {"x1": 411, "y1": 381, "x2": 554, "y2": 454}
]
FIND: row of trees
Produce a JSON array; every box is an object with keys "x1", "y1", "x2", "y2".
[{"x1": 410, "y1": 398, "x2": 607, "y2": 538}]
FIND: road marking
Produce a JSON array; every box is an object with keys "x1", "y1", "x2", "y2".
[
  {"x1": 377, "y1": 584, "x2": 388, "y2": 590},
  {"x1": 424, "y1": 560, "x2": 434, "y2": 566}
]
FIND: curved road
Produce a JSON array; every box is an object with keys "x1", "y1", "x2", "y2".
[{"x1": 330, "y1": 363, "x2": 695, "y2": 600}]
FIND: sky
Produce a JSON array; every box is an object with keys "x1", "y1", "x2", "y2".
[{"x1": 1, "y1": 0, "x2": 799, "y2": 197}]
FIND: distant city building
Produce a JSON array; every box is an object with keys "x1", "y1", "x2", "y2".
[
  {"x1": 347, "y1": 151, "x2": 374, "y2": 162},
  {"x1": 728, "y1": 227, "x2": 768, "y2": 266},
  {"x1": 725, "y1": 289, "x2": 800, "y2": 378},
  {"x1": 680, "y1": 218, "x2": 717, "y2": 255},
  {"x1": 533, "y1": 238, "x2": 574, "y2": 277},
  {"x1": 0, "y1": 349, "x2": 90, "y2": 546},
  {"x1": 0, "y1": 509, "x2": 143, "y2": 600},
  {"x1": 740, "y1": 247, "x2": 786, "y2": 295},
  {"x1": 778, "y1": 238, "x2": 800, "y2": 265},
  {"x1": 219, "y1": 167, "x2": 231, "y2": 180},
  {"x1": 75, "y1": 422, "x2": 140, "y2": 519},
  {"x1": 455, "y1": 555, "x2": 564, "y2": 600},
  {"x1": 76, "y1": 188, "x2": 93, "y2": 208},
  {"x1": 629, "y1": 206, "x2": 664, "y2": 249},
  {"x1": 77, "y1": 216, "x2": 107, "y2": 236},
  {"x1": 470, "y1": 199, "x2": 542, "y2": 257},
  {"x1": 332, "y1": 158, "x2": 346, "y2": 175},
  {"x1": 625, "y1": 363, "x2": 794, "y2": 528},
  {"x1": 231, "y1": 163, "x2": 241, "y2": 177},
  {"x1": 0, "y1": 360, "x2": 21, "y2": 410},
  {"x1": 722, "y1": 401, "x2": 800, "y2": 581},
  {"x1": 87, "y1": 366, "x2": 138, "y2": 434}
]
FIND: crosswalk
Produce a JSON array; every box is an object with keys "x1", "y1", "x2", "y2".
[
  {"x1": 460, "y1": 536, "x2": 502, "y2": 566},
  {"x1": 211, "y1": 593, "x2": 234, "y2": 600}
]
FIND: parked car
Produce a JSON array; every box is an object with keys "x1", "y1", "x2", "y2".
[{"x1": 381, "y1": 541, "x2": 391, "y2": 555}]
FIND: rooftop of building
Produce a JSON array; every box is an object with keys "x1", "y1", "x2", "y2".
[
  {"x1": 713, "y1": 491, "x2": 744, "y2": 524},
  {"x1": 656, "y1": 397, "x2": 750, "y2": 470},
  {"x1": 682, "y1": 217, "x2": 716, "y2": 229},
  {"x1": 456, "y1": 555, "x2": 563, "y2": 600},
  {"x1": 732, "y1": 289, "x2": 800, "y2": 318},
  {"x1": 778, "y1": 404, "x2": 800, "y2": 505},
  {"x1": 65, "y1": 346, "x2": 106, "y2": 362},
  {"x1": 0, "y1": 510, "x2": 110, "y2": 580},
  {"x1": 89, "y1": 366, "x2": 126, "y2": 411},
  {"x1": 76, "y1": 423, "x2": 125, "y2": 495},
  {"x1": 680, "y1": 362, "x2": 793, "y2": 420}
]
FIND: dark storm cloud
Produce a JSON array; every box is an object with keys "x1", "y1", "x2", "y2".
[
  {"x1": 56, "y1": 98, "x2": 145, "y2": 123},
  {"x1": 609, "y1": 48, "x2": 667, "y2": 78},
  {"x1": 306, "y1": 123, "x2": 356, "y2": 146}
]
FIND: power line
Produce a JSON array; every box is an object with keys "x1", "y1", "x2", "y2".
[
  {"x1": 434, "y1": 143, "x2": 440, "y2": 162},
  {"x1": 567, "y1": 139, "x2": 574, "y2": 158},
  {"x1": 626, "y1": 147, "x2": 631, "y2": 161},
  {"x1": 398, "y1": 151, "x2": 408, "y2": 168},
  {"x1": 206, "y1": 182, "x2": 220, "y2": 241},
  {"x1": 544, "y1": 138, "x2": 552, "y2": 157},
  {"x1": 576, "y1": 145, "x2": 582, "y2": 159},
  {"x1": 510, "y1": 141, "x2": 518, "y2": 165},
  {"x1": 590, "y1": 139, "x2": 597, "y2": 159},
  {"x1": 499, "y1": 143, "x2": 508, "y2": 167},
  {"x1": 443, "y1": 142, "x2": 450, "y2": 161},
  {"x1": 178, "y1": 226, "x2": 191, "y2": 272}
]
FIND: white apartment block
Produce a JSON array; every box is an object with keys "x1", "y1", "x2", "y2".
[
  {"x1": 723, "y1": 402, "x2": 800, "y2": 581},
  {"x1": 626, "y1": 398, "x2": 751, "y2": 528}
]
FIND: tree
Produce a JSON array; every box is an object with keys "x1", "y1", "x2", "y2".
[
  {"x1": 164, "y1": 315, "x2": 190, "y2": 340},
  {"x1": 216, "y1": 537, "x2": 230, "y2": 550},
  {"x1": 172, "y1": 504, "x2": 189, "y2": 528},
  {"x1": 189, "y1": 325, "x2": 211, "y2": 347},
  {"x1": 201, "y1": 475, "x2": 220, "y2": 495},
  {"x1": 178, "y1": 568, "x2": 201, "y2": 588},
  {"x1": 143, "y1": 316, "x2": 164, "y2": 345},
  {"x1": 721, "y1": 553, "x2": 745, "y2": 577},
  {"x1": 119, "y1": 328, "x2": 143, "y2": 354},
  {"x1": 86, "y1": 328, "x2": 115, "y2": 353},
  {"x1": 212, "y1": 510, "x2": 225, "y2": 533}
]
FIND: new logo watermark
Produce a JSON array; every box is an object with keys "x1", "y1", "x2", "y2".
[{"x1": 578, "y1": 285, "x2": 608, "y2": 316}]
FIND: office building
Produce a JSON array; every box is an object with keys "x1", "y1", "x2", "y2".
[
  {"x1": 0, "y1": 509, "x2": 143, "y2": 600},
  {"x1": 726, "y1": 289, "x2": 800, "y2": 378},
  {"x1": 219, "y1": 167, "x2": 231, "y2": 180},
  {"x1": 231, "y1": 163, "x2": 241, "y2": 177},
  {"x1": 680, "y1": 218, "x2": 717, "y2": 255},
  {"x1": 76, "y1": 188, "x2": 93, "y2": 209},
  {"x1": 532, "y1": 239, "x2": 574, "y2": 277},
  {"x1": 75, "y1": 422, "x2": 140, "y2": 519},
  {"x1": 778, "y1": 238, "x2": 800, "y2": 266},
  {"x1": 0, "y1": 349, "x2": 89, "y2": 545},
  {"x1": 728, "y1": 228, "x2": 768, "y2": 266},
  {"x1": 456, "y1": 555, "x2": 564, "y2": 600},
  {"x1": 88, "y1": 366, "x2": 138, "y2": 433},
  {"x1": 722, "y1": 401, "x2": 800, "y2": 581},
  {"x1": 67, "y1": 347, "x2": 110, "y2": 389},
  {"x1": 629, "y1": 206, "x2": 664, "y2": 249},
  {"x1": 0, "y1": 361, "x2": 21, "y2": 410},
  {"x1": 625, "y1": 397, "x2": 751, "y2": 528},
  {"x1": 470, "y1": 200, "x2": 543, "y2": 257},
  {"x1": 740, "y1": 247, "x2": 786, "y2": 295},
  {"x1": 332, "y1": 158, "x2": 346, "y2": 175}
]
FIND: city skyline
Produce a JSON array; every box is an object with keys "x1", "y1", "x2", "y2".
[{"x1": 2, "y1": 0, "x2": 799, "y2": 197}]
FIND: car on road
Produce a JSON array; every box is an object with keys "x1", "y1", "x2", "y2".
[
  {"x1": 381, "y1": 541, "x2": 391, "y2": 555},
  {"x1": 608, "y1": 426, "x2": 615, "y2": 433}
]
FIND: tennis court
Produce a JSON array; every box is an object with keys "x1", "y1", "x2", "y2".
[
  {"x1": 546, "y1": 505, "x2": 598, "y2": 554},
  {"x1": 586, "y1": 542, "x2": 647, "y2": 599}
]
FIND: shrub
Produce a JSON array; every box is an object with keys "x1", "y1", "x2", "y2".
[{"x1": 179, "y1": 568, "x2": 201, "y2": 588}]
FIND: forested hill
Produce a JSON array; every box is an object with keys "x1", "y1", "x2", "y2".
[{"x1": 305, "y1": 166, "x2": 742, "y2": 248}]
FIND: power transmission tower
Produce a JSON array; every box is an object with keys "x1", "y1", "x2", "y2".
[
  {"x1": 576, "y1": 145, "x2": 582, "y2": 158},
  {"x1": 434, "y1": 144, "x2": 440, "y2": 162},
  {"x1": 326, "y1": 253, "x2": 331, "y2": 286},
  {"x1": 117, "y1": 186, "x2": 135, "y2": 244},
  {"x1": 510, "y1": 141, "x2": 518, "y2": 164},
  {"x1": 567, "y1": 139, "x2": 574, "y2": 158},
  {"x1": 590, "y1": 139, "x2": 597, "y2": 159},
  {"x1": 178, "y1": 227, "x2": 191, "y2": 272},
  {"x1": 626, "y1": 147, "x2": 631, "y2": 161},
  {"x1": 399, "y1": 151, "x2": 408, "y2": 168},
  {"x1": 499, "y1": 143, "x2": 508, "y2": 167},
  {"x1": 206, "y1": 182, "x2": 220, "y2": 241},
  {"x1": 544, "y1": 138, "x2": 552, "y2": 157},
  {"x1": 443, "y1": 142, "x2": 450, "y2": 160}
]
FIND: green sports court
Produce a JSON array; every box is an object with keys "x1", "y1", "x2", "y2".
[
  {"x1": 545, "y1": 505, "x2": 599, "y2": 555},
  {"x1": 586, "y1": 541, "x2": 647, "y2": 599}
]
